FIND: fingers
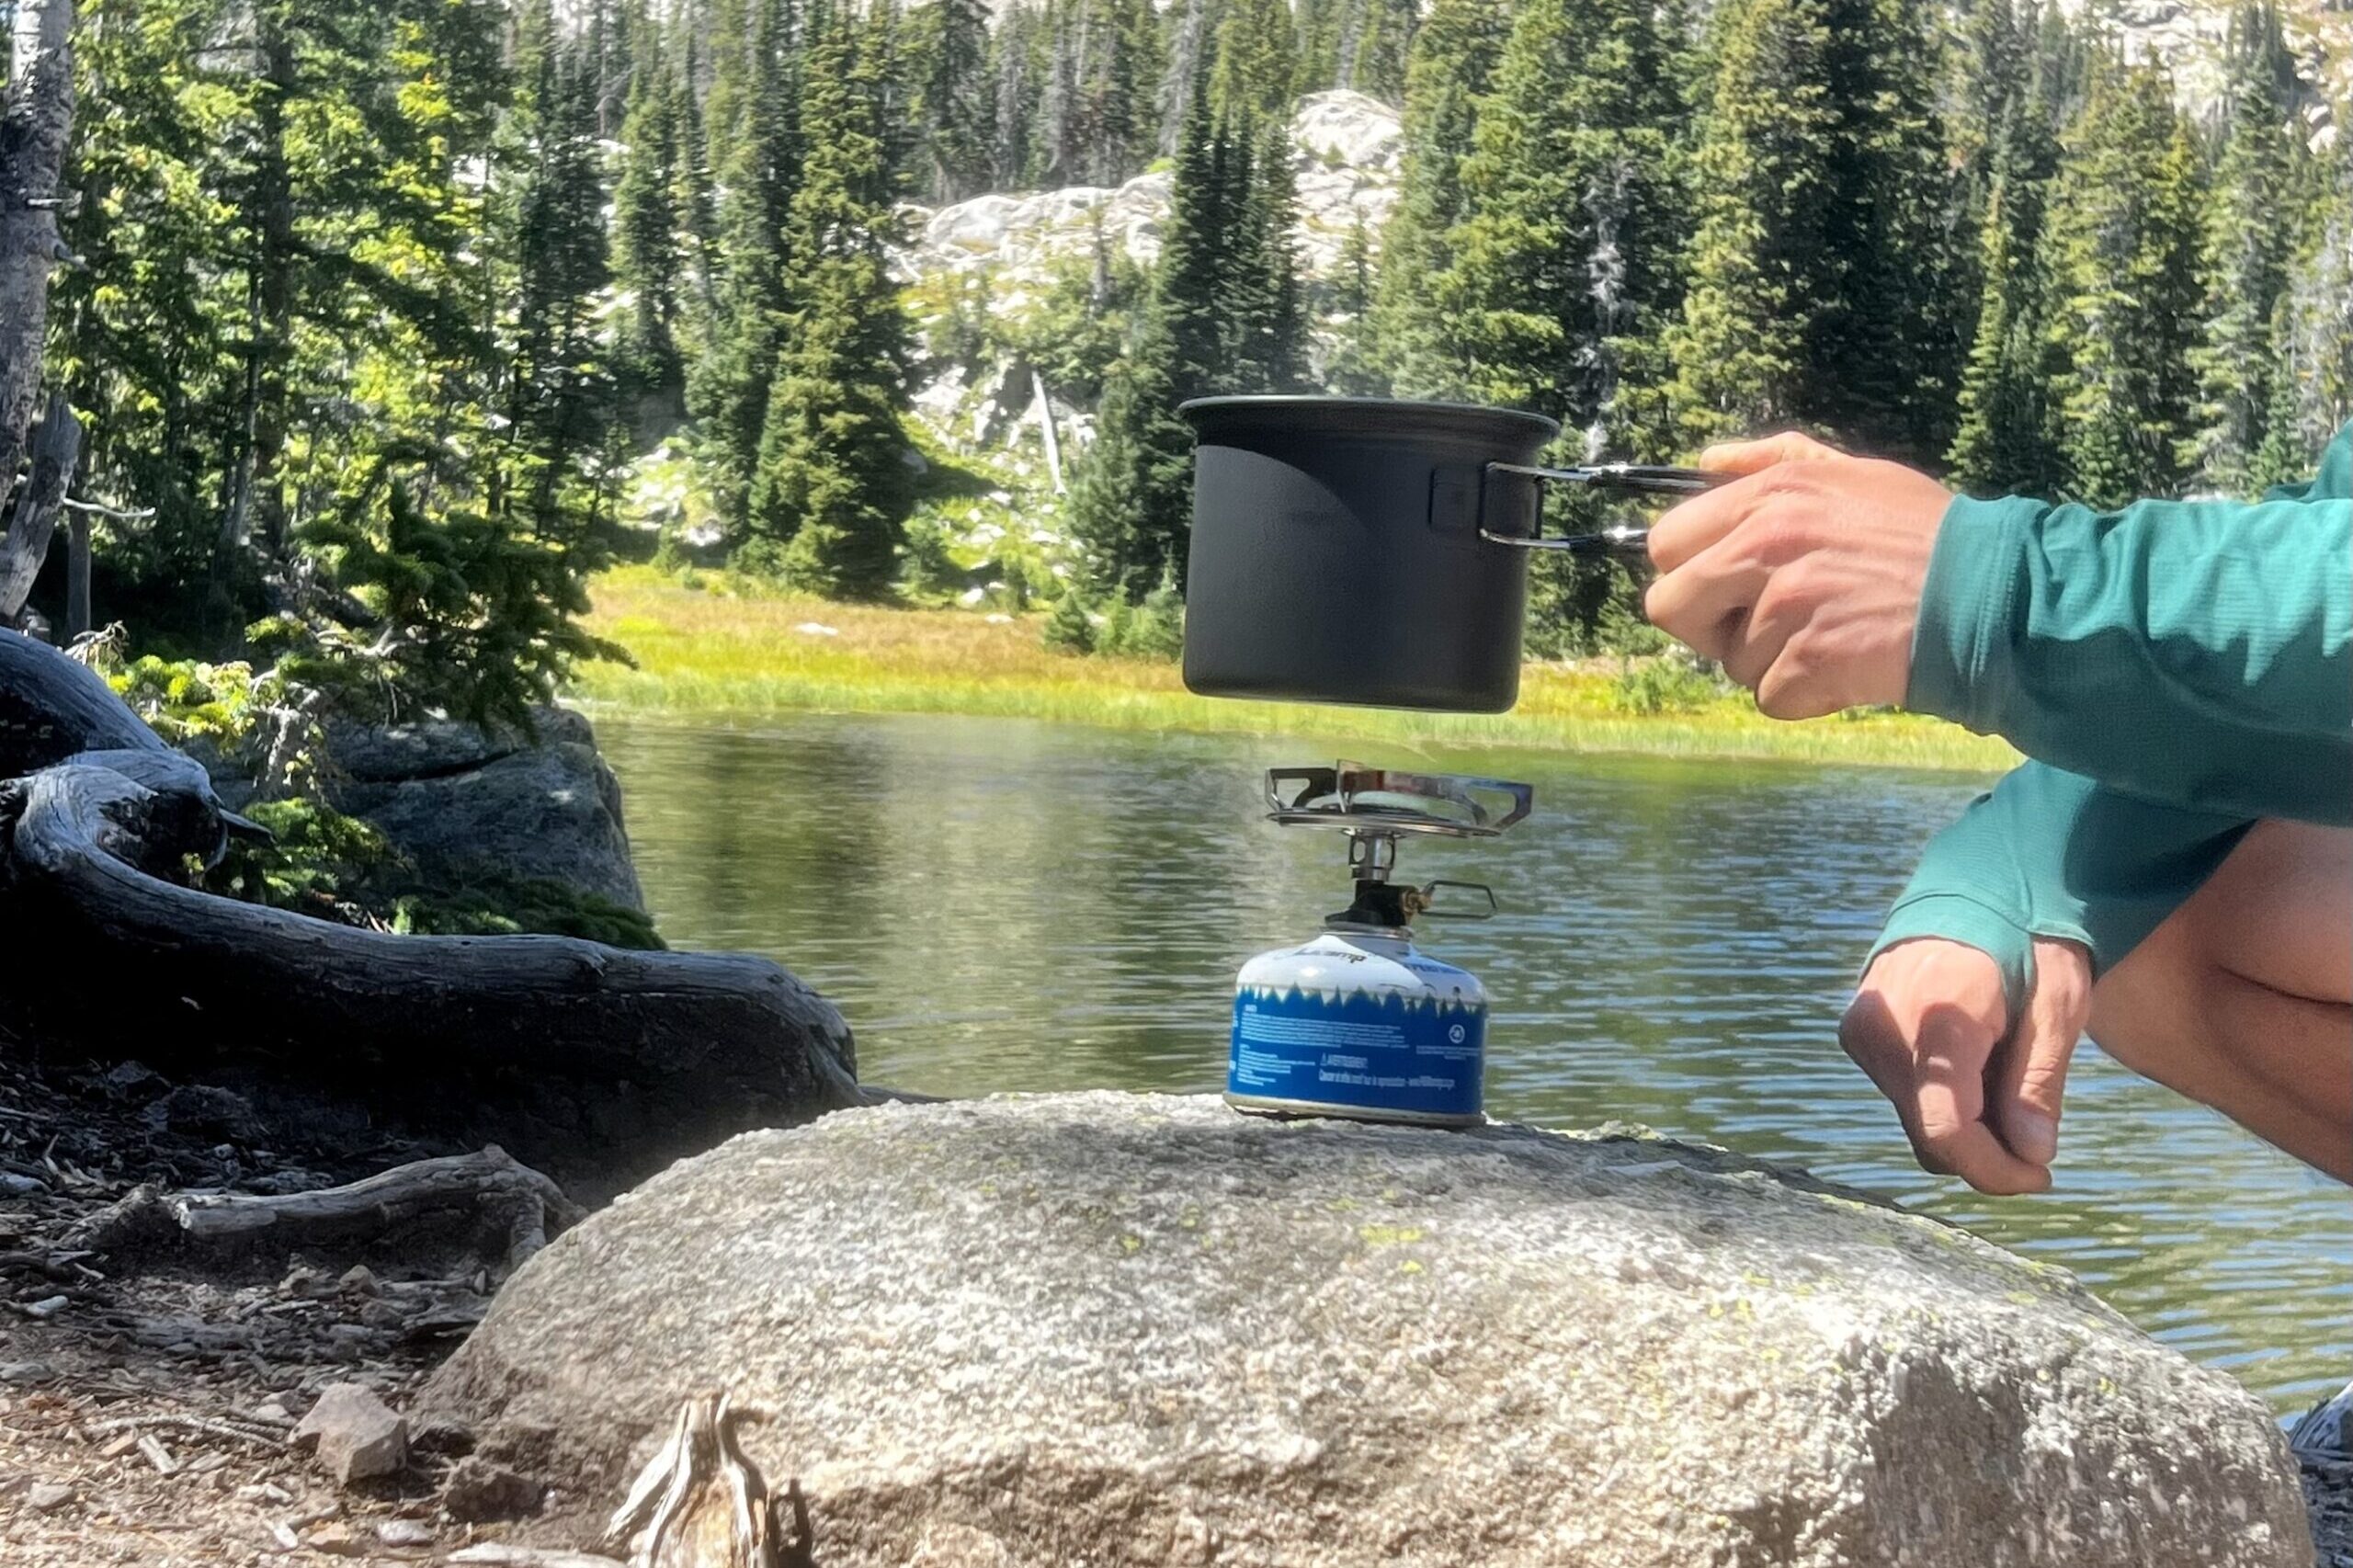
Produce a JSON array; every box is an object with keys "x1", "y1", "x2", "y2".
[
  {"x1": 1646, "y1": 474, "x2": 1768, "y2": 576},
  {"x1": 1843, "y1": 941, "x2": 2054, "y2": 1197},
  {"x1": 1642, "y1": 532, "x2": 1770, "y2": 660},
  {"x1": 1990, "y1": 937, "x2": 2092, "y2": 1167},
  {"x1": 1696, "y1": 429, "x2": 1845, "y2": 475}
]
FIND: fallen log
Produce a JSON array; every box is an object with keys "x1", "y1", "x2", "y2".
[
  {"x1": 0, "y1": 629, "x2": 870, "y2": 1195},
  {"x1": 67, "y1": 1145, "x2": 587, "y2": 1272}
]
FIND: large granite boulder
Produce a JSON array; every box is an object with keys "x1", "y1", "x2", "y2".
[
  {"x1": 424, "y1": 1092, "x2": 2310, "y2": 1568},
  {"x1": 326, "y1": 705, "x2": 643, "y2": 911}
]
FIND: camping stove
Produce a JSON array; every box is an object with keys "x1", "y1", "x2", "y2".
[{"x1": 1224, "y1": 763, "x2": 1532, "y2": 1129}]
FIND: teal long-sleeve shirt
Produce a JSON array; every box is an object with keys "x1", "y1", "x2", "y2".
[{"x1": 1870, "y1": 422, "x2": 2353, "y2": 1012}]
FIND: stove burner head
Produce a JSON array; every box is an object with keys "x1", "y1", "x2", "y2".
[{"x1": 1264, "y1": 763, "x2": 1532, "y2": 838}]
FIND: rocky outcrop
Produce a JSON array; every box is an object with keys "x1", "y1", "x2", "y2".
[
  {"x1": 326, "y1": 705, "x2": 643, "y2": 912},
  {"x1": 424, "y1": 1092, "x2": 2311, "y2": 1568},
  {"x1": 903, "y1": 89, "x2": 1401, "y2": 294}
]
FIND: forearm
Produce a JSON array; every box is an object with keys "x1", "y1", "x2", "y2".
[
  {"x1": 1870, "y1": 762, "x2": 2253, "y2": 1012},
  {"x1": 1907, "y1": 491, "x2": 2351, "y2": 824}
]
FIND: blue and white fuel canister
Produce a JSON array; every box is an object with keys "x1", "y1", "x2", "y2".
[{"x1": 1225, "y1": 915, "x2": 1488, "y2": 1128}]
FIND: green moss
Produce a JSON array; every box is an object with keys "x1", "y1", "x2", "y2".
[{"x1": 389, "y1": 873, "x2": 665, "y2": 949}]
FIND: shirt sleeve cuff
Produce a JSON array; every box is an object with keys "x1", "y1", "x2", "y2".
[
  {"x1": 1865, "y1": 891, "x2": 2034, "y2": 1020},
  {"x1": 1907, "y1": 494, "x2": 2037, "y2": 735}
]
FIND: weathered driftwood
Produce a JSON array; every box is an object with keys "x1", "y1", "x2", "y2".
[
  {"x1": 67, "y1": 1145, "x2": 587, "y2": 1271},
  {"x1": 607, "y1": 1393, "x2": 813, "y2": 1568},
  {"x1": 0, "y1": 624, "x2": 165, "y2": 772},
  {"x1": 0, "y1": 629, "x2": 870, "y2": 1191}
]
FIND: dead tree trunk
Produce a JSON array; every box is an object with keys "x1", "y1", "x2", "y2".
[
  {"x1": 0, "y1": 630, "x2": 870, "y2": 1196},
  {"x1": 0, "y1": 0, "x2": 77, "y2": 623},
  {"x1": 0, "y1": 393, "x2": 83, "y2": 618}
]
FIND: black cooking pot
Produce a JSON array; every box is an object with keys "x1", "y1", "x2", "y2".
[{"x1": 1179, "y1": 396, "x2": 1725, "y2": 712}]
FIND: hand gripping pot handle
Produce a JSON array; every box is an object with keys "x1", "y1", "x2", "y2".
[{"x1": 1478, "y1": 462, "x2": 1731, "y2": 559}]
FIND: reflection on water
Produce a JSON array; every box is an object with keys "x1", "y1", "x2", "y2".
[{"x1": 597, "y1": 710, "x2": 2351, "y2": 1414}]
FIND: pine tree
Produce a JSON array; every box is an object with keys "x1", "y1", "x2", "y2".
[
  {"x1": 2253, "y1": 103, "x2": 2353, "y2": 488},
  {"x1": 1071, "y1": 0, "x2": 1165, "y2": 185},
  {"x1": 990, "y1": 2, "x2": 1046, "y2": 188},
  {"x1": 689, "y1": 0, "x2": 802, "y2": 531},
  {"x1": 745, "y1": 16, "x2": 915, "y2": 597},
  {"x1": 1323, "y1": 212, "x2": 1386, "y2": 394},
  {"x1": 1662, "y1": 0, "x2": 1959, "y2": 459},
  {"x1": 1211, "y1": 0, "x2": 1299, "y2": 122},
  {"x1": 1156, "y1": 0, "x2": 1221, "y2": 155},
  {"x1": 911, "y1": 0, "x2": 995, "y2": 200},
  {"x1": 1297, "y1": 0, "x2": 1344, "y2": 95},
  {"x1": 1228, "y1": 117, "x2": 1308, "y2": 392},
  {"x1": 1427, "y1": 0, "x2": 1681, "y2": 435},
  {"x1": 1370, "y1": 0, "x2": 1510, "y2": 399},
  {"x1": 1810, "y1": 0, "x2": 1960, "y2": 459},
  {"x1": 1070, "y1": 84, "x2": 1235, "y2": 597},
  {"x1": 2184, "y1": 4, "x2": 2305, "y2": 494},
  {"x1": 1661, "y1": 0, "x2": 1838, "y2": 446},
  {"x1": 1346, "y1": 0, "x2": 1420, "y2": 102},
  {"x1": 510, "y1": 34, "x2": 618, "y2": 543},
  {"x1": 2039, "y1": 59, "x2": 2206, "y2": 506},
  {"x1": 1945, "y1": 2, "x2": 2084, "y2": 493},
  {"x1": 613, "y1": 27, "x2": 688, "y2": 429}
]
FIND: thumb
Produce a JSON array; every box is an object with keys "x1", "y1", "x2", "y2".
[
  {"x1": 1698, "y1": 429, "x2": 1846, "y2": 475},
  {"x1": 1992, "y1": 937, "x2": 2092, "y2": 1169}
]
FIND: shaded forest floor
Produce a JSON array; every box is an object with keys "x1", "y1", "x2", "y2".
[
  {"x1": 0, "y1": 1037, "x2": 596, "y2": 1565},
  {"x1": 571, "y1": 566, "x2": 2023, "y2": 773}
]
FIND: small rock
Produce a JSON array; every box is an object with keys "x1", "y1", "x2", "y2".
[
  {"x1": 292, "y1": 1381, "x2": 407, "y2": 1484},
  {"x1": 359, "y1": 1300, "x2": 405, "y2": 1330},
  {"x1": 0, "y1": 1172, "x2": 46, "y2": 1197},
  {"x1": 151, "y1": 1083, "x2": 262, "y2": 1142},
  {"x1": 27, "y1": 1480, "x2": 74, "y2": 1512},
  {"x1": 337, "y1": 1265, "x2": 380, "y2": 1297},
  {"x1": 440, "y1": 1455, "x2": 545, "y2": 1521},
  {"x1": 279, "y1": 1267, "x2": 328, "y2": 1299},
  {"x1": 305, "y1": 1522, "x2": 366, "y2": 1556},
  {"x1": 102, "y1": 1060, "x2": 166, "y2": 1097},
  {"x1": 0, "y1": 1359, "x2": 54, "y2": 1383},
  {"x1": 376, "y1": 1519, "x2": 436, "y2": 1547},
  {"x1": 22, "y1": 1293, "x2": 67, "y2": 1318}
]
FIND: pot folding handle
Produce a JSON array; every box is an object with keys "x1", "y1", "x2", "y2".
[{"x1": 1479, "y1": 462, "x2": 1731, "y2": 558}]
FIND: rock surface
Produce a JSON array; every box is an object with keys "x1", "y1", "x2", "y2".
[
  {"x1": 903, "y1": 89, "x2": 1400, "y2": 293},
  {"x1": 326, "y1": 705, "x2": 643, "y2": 912},
  {"x1": 424, "y1": 1092, "x2": 2310, "y2": 1568},
  {"x1": 292, "y1": 1382, "x2": 407, "y2": 1485}
]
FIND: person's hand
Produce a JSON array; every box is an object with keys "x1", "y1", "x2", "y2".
[
  {"x1": 1839, "y1": 936, "x2": 2092, "y2": 1195},
  {"x1": 1644, "y1": 431, "x2": 1956, "y2": 718}
]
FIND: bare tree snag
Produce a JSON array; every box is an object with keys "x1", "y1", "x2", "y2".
[
  {"x1": 0, "y1": 0, "x2": 74, "y2": 508},
  {"x1": 0, "y1": 392, "x2": 82, "y2": 619}
]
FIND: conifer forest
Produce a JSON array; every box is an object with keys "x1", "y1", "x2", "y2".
[{"x1": 19, "y1": 0, "x2": 2353, "y2": 696}]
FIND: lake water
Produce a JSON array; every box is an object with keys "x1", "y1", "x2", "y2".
[{"x1": 597, "y1": 710, "x2": 2350, "y2": 1415}]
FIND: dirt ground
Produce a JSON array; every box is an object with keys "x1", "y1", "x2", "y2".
[
  {"x1": 0, "y1": 1036, "x2": 608, "y2": 1566},
  {"x1": 2, "y1": 1030, "x2": 2346, "y2": 1568}
]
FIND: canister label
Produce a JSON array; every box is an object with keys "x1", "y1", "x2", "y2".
[{"x1": 1227, "y1": 986, "x2": 1484, "y2": 1120}]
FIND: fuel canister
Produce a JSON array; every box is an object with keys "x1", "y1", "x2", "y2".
[
  {"x1": 1223, "y1": 762, "x2": 1529, "y2": 1130},
  {"x1": 1227, "y1": 920, "x2": 1487, "y2": 1128}
]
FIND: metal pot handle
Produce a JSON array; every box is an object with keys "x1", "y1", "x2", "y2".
[{"x1": 1480, "y1": 462, "x2": 1729, "y2": 558}]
